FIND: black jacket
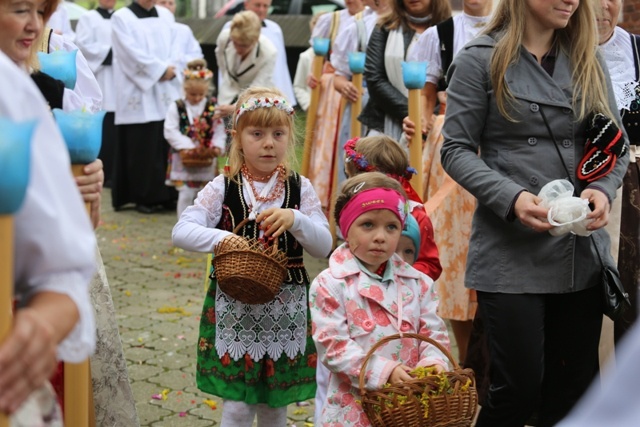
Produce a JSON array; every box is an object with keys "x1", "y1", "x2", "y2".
[{"x1": 359, "y1": 25, "x2": 415, "y2": 132}]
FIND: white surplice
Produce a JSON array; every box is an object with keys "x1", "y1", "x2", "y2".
[
  {"x1": 171, "y1": 22, "x2": 204, "y2": 85},
  {"x1": 48, "y1": 32, "x2": 104, "y2": 113},
  {"x1": 75, "y1": 9, "x2": 116, "y2": 112},
  {"x1": 111, "y1": 5, "x2": 181, "y2": 125},
  {"x1": 0, "y1": 51, "x2": 96, "y2": 362}
]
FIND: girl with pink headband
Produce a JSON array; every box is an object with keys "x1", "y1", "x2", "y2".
[{"x1": 310, "y1": 172, "x2": 450, "y2": 427}]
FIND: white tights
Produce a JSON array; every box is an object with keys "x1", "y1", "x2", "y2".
[
  {"x1": 220, "y1": 401, "x2": 288, "y2": 427},
  {"x1": 177, "y1": 186, "x2": 200, "y2": 218}
]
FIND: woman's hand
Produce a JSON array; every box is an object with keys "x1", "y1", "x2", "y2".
[
  {"x1": 214, "y1": 104, "x2": 235, "y2": 119},
  {"x1": 306, "y1": 73, "x2": 319, "y2": 89},
  {"x1": 256, "y1": 208, "x2": 295, "y2": 238},
  {"x1": 75, "y1": 158, "x2": 103, "y2": 229},
  {"x1": 0, "y1": 309, "x2": 58, "y2": 414},
  {"x1": 581, "y1": 188, "x2": 610, "y2": 230},
  {"x1": 389, "y1": 364, "x2": 413, "y2": 384},
  {"x1": 514, "y1": 191, "x2": 553, "y2": 232},
  {"x1": 338, "y1": 82, "x2": 360, "y2": 103}
]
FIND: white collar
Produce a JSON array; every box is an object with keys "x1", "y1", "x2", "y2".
[{"x1": 600, "y1": 26, "x2": 638, "y2": 111}]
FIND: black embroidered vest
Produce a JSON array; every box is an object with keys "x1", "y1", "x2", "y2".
[
  {"x1": 215, "y1": 173, "x2": 309, "y2": 286},
  {"x1": 175, "y1": 98, "x2": 216, "y2": 148}
]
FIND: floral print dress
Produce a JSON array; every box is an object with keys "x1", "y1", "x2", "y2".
[{"x1": 310, "y1": 244, "x2": 451, "y2": 427}]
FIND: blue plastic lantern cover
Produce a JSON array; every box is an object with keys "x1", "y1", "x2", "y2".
[
  {"x1": 348, "y1": 52, "x2": 366, "y2": 74},
  {"x1": 402, "y1": 61, "x2": 428, "y2": 90},
  {"x1": 0, "y1": 117, "x2": 35, "y2": 214},
  {"x1": 52, "y1": 109, "x2": 106, "y2": 164},
  {"x1": 37, "y1": 50, "x2": 78, "y2": 89},
  {"x1": 313, "y1": 37, "x2": 330, "y2": 56}
]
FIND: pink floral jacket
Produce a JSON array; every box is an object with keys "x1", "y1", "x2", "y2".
[{"x1": 310, "y1": 244, "x2": 451, "y2": 427}]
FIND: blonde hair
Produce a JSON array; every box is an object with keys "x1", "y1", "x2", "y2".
[
  {"x1": 183, "y1": 58, "x2": 211, "y2": 93},
  {"x1": 485, "y1": 0, "x2": 612, "y2": 121},
  {"x1": 378, "y1": 0, "x2": 451, "y2": 31},
  {"x1": 345, "y1": 135, "x2": 409, "y2": 178},
  {"x1": 230, "y1": 10, "x2": 262, "y2": 45},
  {"x1": 226, "y1": 87, "x2": 297, "y2": 180},
  {"x1": 334, "y1": 172, "x2": 406, "y2": 226}
]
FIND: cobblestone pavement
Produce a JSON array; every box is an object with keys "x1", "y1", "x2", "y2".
[{"x1": 98, "y1": 190, "x2": 457, "y2": 426}]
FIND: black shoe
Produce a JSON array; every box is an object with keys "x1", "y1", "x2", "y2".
[{"x1": 136, "y1": 204, "x2": 160, "y2": 214}]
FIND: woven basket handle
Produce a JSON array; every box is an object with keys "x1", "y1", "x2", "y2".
[
  {"x1": 231, "y1": 217, "x2": 280, "y2": 255},
  {"x1": 357, "y1": 333, "x2": 458, "y2": 396}
]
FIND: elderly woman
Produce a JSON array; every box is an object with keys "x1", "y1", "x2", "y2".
[
  {"x1": 215, "y1": 10, "x2": 277, "y2": 118},
  {"x1": 0, "y1": 0, "x2": 96, "y2": 422},
  {"x1": 597, "y1": 0, "x2": 640, "y2": 344},
  {"x1": 360, "y1": 0, "x2": 450, "y2": 141}
]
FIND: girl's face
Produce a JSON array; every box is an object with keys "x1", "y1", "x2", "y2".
[
  {"x1": 525, "y1": 0, "x2": 578, "y2": 32},
  {"x1": 185, "y1": 85, "x2": 207, "y2": 105},
  {"x1": 231, "y1": 37, "x2": 256, "y2": 59},
  {"x1": 464, "y1": 0, "x2": 492, "y2": 16},
  {"x1": 0, "y1": 0, "x2": 44, "y2": 66},
  {"x1": 403, "y1": 0, "x2": 432, "y2": 17},
  {"x1": 345, "y1": 0, "x2": 364, "y2": 15},
  {"x1": 239, "y1": 124, "x2": 289, "y2": 177},
  {"x1": 395, "y1": 235, "x2": 416, "y2": 265},
  {"x1": 347, "y1": 209, "x2": 402, "y2": 273}
]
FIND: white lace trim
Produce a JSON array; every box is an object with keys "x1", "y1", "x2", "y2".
[
  {"x1": 215, "y1": 283, "x2": 308, "y2": 362},
  {"x1": 600, "y1": 27, "x2": 639, "y2": 111}
]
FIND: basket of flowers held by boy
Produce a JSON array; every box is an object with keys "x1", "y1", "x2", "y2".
[{"x1": 359, "y1": 333, "x2": 478, "y2": 427}]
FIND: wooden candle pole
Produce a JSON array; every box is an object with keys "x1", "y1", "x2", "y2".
[
  {"x1": 301, "y1": 38, "x2": 330, "y2": 177},
  {"x1": 403, "y1": 61, "x2": 427, "y2": 200},
  {"x1": 64, "y1": 164, "x2": 91, "y2": 427},
  {"x1": 0, "y1": 216, "x2": 12, "y2": 427},
  {"x1": 408, "y1": 88, "x2": 423, "y2": 198},
  {"x1": 350, "y1": 72, "x2": 363, "y2": 138}
]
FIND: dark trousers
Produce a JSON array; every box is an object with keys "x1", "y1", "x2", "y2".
[
  {"x1": 98, "y1": 112, "x2": 116, "y2": 187},
  {"x1": 475, "y1": 286, "x2": 602, "y2": 427}
]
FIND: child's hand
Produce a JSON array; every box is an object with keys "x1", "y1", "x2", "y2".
[
  {"x1": 256, "y1": 208, "x2": 295, "y2": 238},
  {"x1": 389, "y1": 364, "x2": 413, "y2": 384}
]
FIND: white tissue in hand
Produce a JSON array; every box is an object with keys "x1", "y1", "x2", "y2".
[
  {"x1": 538, "y1": 179, "x2": 593, "y2": 236},
  {"x1": 538, "y1": 179, "x2": 575, "y2": 208}
]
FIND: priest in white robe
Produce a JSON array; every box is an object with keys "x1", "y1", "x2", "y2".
[
  {"x1": 111, "y1": 0, "x2": 181, "y2": 213},
  {"x1": 75, "y1": 0, "x2": 117, "y2": 187},
  {"x1": 219, "y1": 0, "x2": 296, "y2": 106},
  {"x1": 157, "y1": 0, "x2": 204, "y2": 85}
]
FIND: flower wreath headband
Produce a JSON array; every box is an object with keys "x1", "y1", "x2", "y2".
[
  {"x1": 344, "y1": 137, "x2": 423, "y2": 203},
  {"x1": 235, "y1": 96, "x2": 295, "y2": 125},
  {"x1": 183, "y1": 68, "x2": 214, "y2": 81}
]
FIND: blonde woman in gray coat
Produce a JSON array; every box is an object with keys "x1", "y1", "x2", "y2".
[{"x1": 440, "y1": 0, "x2": 629, "y2": 424}]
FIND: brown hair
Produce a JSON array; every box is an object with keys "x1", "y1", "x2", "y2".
[
  {"x1": 230, "y1": 10, "x2": 262, "y2": 45},
  {"x1": 226, "y1": 86, "x2": 298, "y2": 180},
  {"x1": 344, "y1": 135, "x2": 409, "y2": 179},
  {"x1": 183, "y1": 58, "x2": 211, "y2": 92},
  {"x1": 334, "y1": 172, "x2": 406, "y2": 226},
  {"x1": 378, "y1": 0, "x2": 450, "y2": 31}
]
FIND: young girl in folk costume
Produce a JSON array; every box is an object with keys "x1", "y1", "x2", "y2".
[
  {"x1": 172, "y1": 87, "x2": 332, "y2": 427},
  {"x1": 164, "y1": 59, "x2": 226, "y2": 217},
  {"x1": 343, "y1": 135, "x2": 442, "y2": 281},
  {"x1": 310, "y1": 172, "x2": 450, "y2": 426}
]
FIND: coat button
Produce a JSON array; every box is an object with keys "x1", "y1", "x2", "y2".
[
  {"x1": 530, "y1": 103, "x2": 539, "y2": 112},
  {"x1": 562, "y1": 139, "x2": 572, "y2": 148},
  {"x1": 529, "y1": 176, "x2": 539, "y2": 186},
  {"x1": 563, "y1": 108, "x2": 572, "y2": 114},
  {"x1": 528, "y1": 137, "x2": 537, "y2": 145}
]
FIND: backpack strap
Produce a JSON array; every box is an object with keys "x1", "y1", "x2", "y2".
[{"x1": 436, "y1": 17, "x2": 454, "y2": 91}]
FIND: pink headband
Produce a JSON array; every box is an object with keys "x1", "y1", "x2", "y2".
[{"x1": 339, "y1": 187, "x2": 408, "y2": 237}]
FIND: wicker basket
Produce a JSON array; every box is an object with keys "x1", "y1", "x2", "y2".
[
  {"x1": 213, "y1": 218, "x2": 287, "y2": 304},
  {"x1": 359, "y1": 333, "x2": 478, "y2": 427},
  {"x1": 180, "y1": 148, "x2": 214, "y2": 168}
]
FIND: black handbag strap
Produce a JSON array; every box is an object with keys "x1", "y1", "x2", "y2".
[{"x1": 538, "y1": 107, "x2": 608, "y2": 269}]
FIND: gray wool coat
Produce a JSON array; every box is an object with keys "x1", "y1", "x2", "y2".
[{"x1": 441, "y1": 35, "x2": 630, "y2": 294}]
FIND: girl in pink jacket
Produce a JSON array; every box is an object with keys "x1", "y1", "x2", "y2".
[{"x1": 310, "y1": 172, "x2": 450, "y2": 427}]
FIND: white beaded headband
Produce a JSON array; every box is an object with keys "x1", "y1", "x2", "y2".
[{"x1": 235, "y1": 96, "x2": 295, "y2": 125}]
